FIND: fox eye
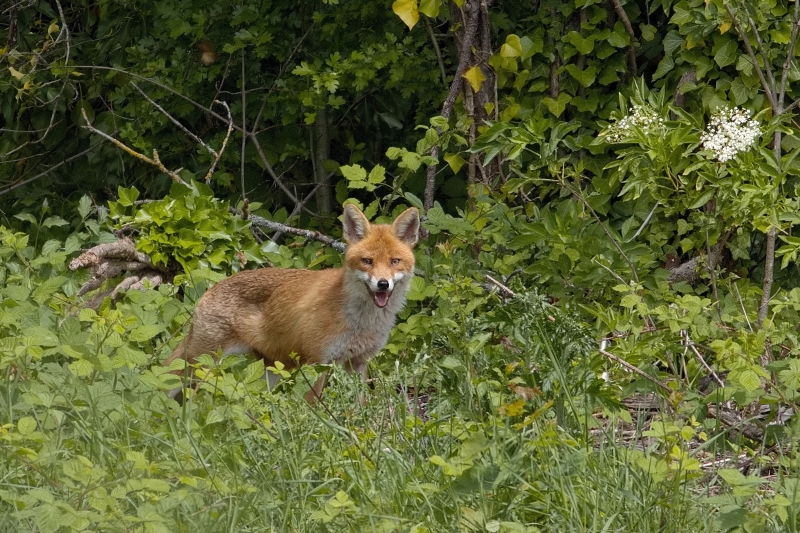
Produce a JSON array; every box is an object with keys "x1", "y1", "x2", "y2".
[
  {"x1": 362, "y1": 258, "x2": 373, "y2": 266},
  {"x1": 391, "y1": 258, "x2": 401, "y2": 265}
]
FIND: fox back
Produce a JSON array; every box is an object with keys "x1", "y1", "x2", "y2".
[{"x1": 165, "y1": 204, "x2": 420, "y2": 399}]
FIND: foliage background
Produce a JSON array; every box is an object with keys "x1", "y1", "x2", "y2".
[{"x1": 2, "y1": 0, "x2": 800, "y2": 531}]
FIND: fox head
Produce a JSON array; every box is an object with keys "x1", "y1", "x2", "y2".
[{"x1": 342, "y1": 204, "x2": 420, "y2": 309}]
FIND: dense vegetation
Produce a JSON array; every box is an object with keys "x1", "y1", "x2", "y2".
[{"x1": 2, "y1": 0, "x2": 800, "y2": 531}]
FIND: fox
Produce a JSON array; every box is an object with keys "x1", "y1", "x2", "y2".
[{"x1": 164, "y1": 204, "x2": 420, "y2": 402}]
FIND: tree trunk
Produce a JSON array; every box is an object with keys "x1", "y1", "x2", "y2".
[{"x1": 313, "y1": 107, "x2": 332, "y2": 214}]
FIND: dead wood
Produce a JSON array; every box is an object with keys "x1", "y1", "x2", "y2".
[
  {"x1": 707, "y1": 404, "x2": 765, "y2": 442},
  {"x1": 69, "y1": 237, "x2": 171, "y2": 303},
  {"x1": 667, "y1": 234, "x2": 729, "y2": 284}
]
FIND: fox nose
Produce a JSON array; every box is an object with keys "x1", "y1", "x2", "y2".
[{"x1": 377, "y1": 279, "x2": 390, "y2": 291}]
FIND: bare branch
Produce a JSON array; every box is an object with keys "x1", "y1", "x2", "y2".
[
  {"x1": 270, "y1": 181, "x2": 324, "y2": 242},
  {"x1": 247, "y1": 133, "x2": 306, "y2": 208},
  {"x1": 667, "y1": 233, "x2": 729, "y2": 284},
  {"x1": 599, "y1": 348, "x2": 672, "y2": 393},
  {"x1": 425, "y1": 0, "x2": 482, "y2": 211},
  {"x1": 424, "y1": 17, "x2": 447, "y2": 86},
  {"x1": 240, "y1": 50, "x2": 247, "y2": 201},
  {"x1": 758, "y1": 226, "x2": 776, "y2": 328},
  {"x1": 0, "y1": 143, "x2": 104, "y2": 196},
  {"x1": 251, "y1": 22, "x2": 315, "y2": 133},
  {"x1": 746, "y1": 14, "x2": 778, "y2": 100},
  {"x1": 70, "y1": 237, "x2": 170, "y2": 300},
  {"x1": 726, "y1": 5, "x2": 778, "y2": 110},
  {"x1": 81, "y1": 109, "x2": 187, "y2": 184},
  {"x1": 203, "y1": 101, "x2": 234, "y2": 183},
  {"x1": 69, "y1": 65, "x2": 310, "y2": 211},
  {"x1": 131, "y1": 82, "x2": 217, "y2": 157},
  {"x1": 779, "y1": 0, "x2": 800, "y2": 109},
  {"x1": 232, "y1": 208, "x2": 346, "y2": 252},
  {"x1": 683, "y1": 331, "x2": 725, "y2": 389},
  {"x1": 706, "y1": 405, "x2": 764, "y2": 442},
  {"x1": 561, "y1": 177, "x2": 640, "y2": 284},
  {"x1": 485, "y1": 274, "x2": 515, "y2": 298}
]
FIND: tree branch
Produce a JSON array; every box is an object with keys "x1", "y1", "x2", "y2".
[
  {"x1": 726, "y1": 5, "x2": 778, "y2": 110},
  {"x1": 240, "y1": 50, "x2": 248, "y2": 201},
  {"x1": 131, "y1": 82, "x2": 218, "y2": 158},
  {"x1": 757, "y1": 226, "x2": 776, "y2": 327},
  {"x1": 746, "y1": 14, "x2": 778, "y2": 101},
  {"x1": 779, "y1": 0, "x2": 800, "y2": 108},
  {"x1": 424, "y1": 17, "x2": 447, "y2": 86},
  {"x1": 599, "y1": 348, "x2": 672, "y2": 393},
  {"x1": 231, "y1": 208, "x2": 346, "y2": 252},
  {"x1": 203, "y1": 101, "x2": 234, "y2": 183},
  {"x1": 81, "y1": 109, "x2": 188, "y2": 184},
  {"x1": 610, "y1": 0, "x2": 637, "y2": 76},
  {"x1": 424, "y1": 0, "x2": 482, "y2": 211},
  {"x1": 0, "y1": 143, "x2": 104, "y2": 196}
]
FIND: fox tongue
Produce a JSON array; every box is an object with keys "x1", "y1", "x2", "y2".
[{"x1": 373, "y1": 291, "x2": 389, "y2": 308}]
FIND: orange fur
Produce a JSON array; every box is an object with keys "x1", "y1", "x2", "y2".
[{"x1": 164, "y1": 205, "x2": 420, "y2": 401}]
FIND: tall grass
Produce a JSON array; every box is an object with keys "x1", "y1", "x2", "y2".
[{"x1": 0, "y1": 350, "x2": 719, "y2": 532}]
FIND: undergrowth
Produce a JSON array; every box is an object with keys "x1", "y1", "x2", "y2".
[{"x1": 0, "y1": 194, "x2": 798, "y2": 532}]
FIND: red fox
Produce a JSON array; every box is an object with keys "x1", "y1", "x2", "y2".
[{"x1": 164, "y1": 204, "x2": 420, "y2": 401}]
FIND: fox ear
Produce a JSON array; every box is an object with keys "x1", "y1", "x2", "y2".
[
  {"x1": 342, "y1": 204, "x2": 370, "y2": 243},
  {"x1": 392, "y1": 207, "x2": 420, "y2": 246}
]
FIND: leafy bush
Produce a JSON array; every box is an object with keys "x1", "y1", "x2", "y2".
[
  {"x1": 0, "y1": 199, "x2": 730, "y2": 532},
  {"x1": 108, "y1": 181, "x2": 265, "y2": 272}
]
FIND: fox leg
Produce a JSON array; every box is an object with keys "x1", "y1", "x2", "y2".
[{"x1": 304, "y1": 371, "x2": 328, "y2": 404}]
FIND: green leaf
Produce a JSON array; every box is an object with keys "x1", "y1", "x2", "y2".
[
  {"x1": 620, "y1": 294, "x2": 641, "y2": 308},
  {"x1": 443, "y1": 153, "x2": 466, "y2": 174},
  {"x1": 78, "y1": 195, "x2": 92, "y2": 219},
  {"x1": 653, "y1": 55, "x2": 674, "y2": 80},
  {"x1": 205, "y1": 407, "x2": 228, "y2": 425},
  {"x1": 737, "y1": 369, "x2": 761, "y2": 391},
  {"x1": 69, "y1": 359, "x2": 95, "y2": 377},
  {"x1": 608, "y1": 21, "x2": 630, "y2": 47},
  {"x1": 688, "y1": 189, "x2": 715, "y2": 209},
  {"x1": 663, "y1": 30, "x2": 684, "y2": 55},
  {"x1": 713, "y1": 40, "x2": 739, "y2": 67},
  {"x1": 129, "y1": 324, "x2": 164, "y2": 342},
  {"x1": 42, "y1": 216, "x2": 68, "y2": 228},
  {"x1": 419, "y1": 0, "x2": 439, "y2": 18},
  {"x1": 542, "y1": 93, "x2": 572, "y2": 117},
  {"x1": 565, "y1": 31, "x2": 594, "y2": 55},
  {"x1": 17, "y1": 416, "x2": 37, "y2": 435},
  {"x1": 126, "y1": 478, "x2": 171, "y2": 493},
  {"x1": 340, "y1": 164, "x2": 367, "y2": 182},
  {"x1": 14, "y1": 212, "x2": 37, "y2": 225},
  {"x1": 367, "y1": 165, "x2": 386, "y2": 184},
  {"x1": 392, "y1": 0, "x2": 419, "y2": 30},
  {"x1": 500, "y1": 34, "x2": 523, "y2": 57},
  {"x1": 564, "y1": 65, "x2": 596, "y2": 87},
  {"x1": 32, "y1": 276, "x2": 66, "y2": 304},
  {"x1": 117, "y1": 186, "x2": 140, "y2": 207}
]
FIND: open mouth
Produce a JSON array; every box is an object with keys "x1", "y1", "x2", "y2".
[{"x1": 369, "y1": 287, "x2": 391, "y2": 308}]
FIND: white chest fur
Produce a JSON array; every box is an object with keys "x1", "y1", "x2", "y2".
[{"x1": 324, "y1": 271, "x2": 411, "y2": 366}]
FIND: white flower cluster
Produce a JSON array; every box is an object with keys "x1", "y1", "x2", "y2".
[
  {"x1": 700, "y1": 107, "x2": 761, "y2": 163},
  {"x1": 604, "y1": 104, "x2": 665, "y2": 143}
]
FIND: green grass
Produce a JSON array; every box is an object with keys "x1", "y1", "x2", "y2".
[{"x1": 0, "y1": 357, "x2": 720, "y2": 533}]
